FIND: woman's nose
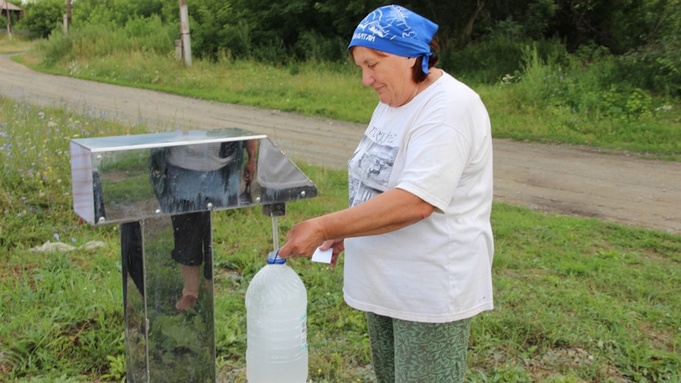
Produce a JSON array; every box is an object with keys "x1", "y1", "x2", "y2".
[{"x1": 362, "y1": 70, "x2": 374, "y2": 86}]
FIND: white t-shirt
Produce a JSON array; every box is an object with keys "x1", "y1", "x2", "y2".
[
  {"x1": 167, "y1": 143, "x2": 234, "y2": 171},
  {"x1": 343, "y1": 71, "x2": 494, "y2": 323}
]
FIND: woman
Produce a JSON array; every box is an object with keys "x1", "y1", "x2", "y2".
[{"x1": 278, "y1": 5, "x2": 494, "y2": 382}]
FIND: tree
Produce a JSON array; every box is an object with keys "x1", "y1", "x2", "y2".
[
  {"x1": 16, "y1": 0, "x2": 64, "y2": 38},
  {"x1": 71, "y1": 0, "x2": 165, "y2": 28}
]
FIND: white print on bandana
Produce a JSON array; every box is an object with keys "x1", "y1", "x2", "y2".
[{"x1": 355, "y1": 5, "x2": 418, "y2": 41}]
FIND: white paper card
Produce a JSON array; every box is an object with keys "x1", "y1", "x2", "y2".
[{"x1": 311, "y1": 247, "x2": 333, "y2": 264}]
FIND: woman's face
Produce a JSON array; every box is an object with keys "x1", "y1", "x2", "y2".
[{"x1": 352, "y1": 47, "x2": 418, "y2": 107}]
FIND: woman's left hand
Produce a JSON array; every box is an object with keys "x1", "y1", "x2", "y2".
[{"x1": 322, "y1": 239, "x2": 345, "y2": 267}]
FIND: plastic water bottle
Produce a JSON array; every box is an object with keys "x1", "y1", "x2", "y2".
[{"x1": 246, "y1": 251, "x2": 308, "y2": 383}]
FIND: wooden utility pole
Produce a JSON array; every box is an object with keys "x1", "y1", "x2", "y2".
[
  {"x1": 4, "y1": 0, "x2": 12, "y2": 40},
  {"x1": 63, "y1": 0, "x2": 72, "y2": 34},
  {"x1": 67, "y1": 0, "x2": 72, "y2": 27},
  {"x1": 178, "y1": 0, "x2": 192, "y2": 66}
]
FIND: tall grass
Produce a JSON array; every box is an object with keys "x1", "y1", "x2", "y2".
[
  {"x1": 34, "y1": 15, "x2": 176, "y2": 66},
  {"x1": 0, "y1": 34, "x2": 32, "y2": 54},
  {"x1": 484, "y1": 45, "x2": 681, "y2": 159},
  {"x1": 30, "y1": 35, "x2": 376, "y2": 124}
]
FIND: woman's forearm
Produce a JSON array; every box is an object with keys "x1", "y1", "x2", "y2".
[
  {"x1": 279, "y1": 188, "x2": 434, "y2": 258},
  {"x1": 319, "y1": 188, "x2": 434, "y2": 240}
]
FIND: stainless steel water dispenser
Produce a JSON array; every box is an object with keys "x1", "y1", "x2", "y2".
[{"x1": 70, "y1": 128, "x2": 317, "y2": 382}]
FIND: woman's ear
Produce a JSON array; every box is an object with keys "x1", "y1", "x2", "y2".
[{"x1": 409, "y1": 57, "x2": 418, "y2": 68}]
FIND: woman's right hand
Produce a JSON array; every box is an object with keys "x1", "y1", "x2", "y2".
[{"x1": 277, "y1": 218, "x2": 326, "y2": 259}]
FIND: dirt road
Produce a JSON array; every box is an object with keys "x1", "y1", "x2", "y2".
[{"x1": 1, "y1": 54, "x2": 679, "y2": 234}]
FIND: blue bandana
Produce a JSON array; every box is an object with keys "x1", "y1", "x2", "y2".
[{"x1": 348, "y1": 5, "x2": 439, "y2": 74}]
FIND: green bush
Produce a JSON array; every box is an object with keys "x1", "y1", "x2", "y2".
[
  {"x1": 122, "y1": 15, "x2": 176, "y2": 54},
  {"x1": 72, "y1": 0, "x2": 166, "y2": 28},
  {"x1": 444, "y1": 34, "x2": 568, "y2": 85},
  {"x1": 186, "y1": 0, "x2": 236, "y2": 60},
  {"x1": 15, "y1": 0, "x2": 64, "y2": 38},
  {"x1": 295, "y1": 30, "x2": 346, "y2": 62},
  {"x1": 619, "y1": 38, "x2": 681, "y2": 97},
  {"x1": 33, "y1": 17, "x2": 176, "y2": 66},
  {"x1": 512, "y1": 44, "x2": 662, "y2": 121},
  {"x1": 32, "y1": 31, "x2": 74, "y2": 66}
]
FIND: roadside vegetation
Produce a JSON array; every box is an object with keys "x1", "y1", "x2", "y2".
[
  {"x1": 1, "y1": 0, "x2": 680, "y2": 382},
  {"x1": 0, "y1": 35, "x2": 32, "y2": 54}
]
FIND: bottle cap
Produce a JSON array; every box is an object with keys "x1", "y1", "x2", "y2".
[{"x1": 267, "y1": 250, "x2": 286, "y2": 264}]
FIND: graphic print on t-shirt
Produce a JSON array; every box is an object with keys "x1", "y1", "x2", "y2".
[{"x1": 348, "y1": 134, "x2": 398, "y2": 207}]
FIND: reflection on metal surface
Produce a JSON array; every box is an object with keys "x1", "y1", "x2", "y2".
[
  {"x1": 121, "y1": 217, "x2": 216, "y2": 383},
  {"x1": 70, "y1": 128, "x2": 317, "y2": 225},
  {"x1": 71, "y1": 128, "x2": 318, "y2": 382}
]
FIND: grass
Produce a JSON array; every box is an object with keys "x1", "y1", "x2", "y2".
[
  {"x1": 25, "y1": 48, "x2": 378, "y2": 125},
  {"x1": 0, "y1": 35, "x2": 32, "y2": 54},
  {"x1": 21, "y1": 34, "x2": 681, "y2": 161},
  {"x1": 1, "y1": 37, "x2": 680, "y2": 382}
]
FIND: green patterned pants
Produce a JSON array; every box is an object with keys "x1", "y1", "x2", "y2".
[{"x1": 365, "y1": 312, "x2": 471, "y2": 383}]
